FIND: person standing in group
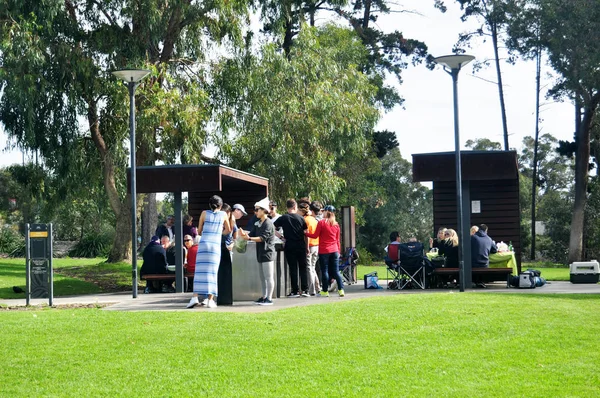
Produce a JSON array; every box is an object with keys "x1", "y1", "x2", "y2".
[
  {"x1": 305, "y1": 205, "x2": 345, "y2": 297},
  {"x1": 240, "y1": 198, "x2": 276, "y2": 306},
  {"x1": 183, "y1": 214, "x2": 198, "y2": 238},
  {"x1": 217, "y1": 203, "x2": 237, "y2": 305},
  {"x1": 156, "y1": 215, "x2": 175, "y2": 242},
  {"x1": 299, "y1": 202, "x2": 321, "y2": 296},
  {"x1": 186, "y1": 195, "x2": 231, "y2": 309},
  {"x1": 275, "y1": 199, "x2": 309, "y2": 297}
]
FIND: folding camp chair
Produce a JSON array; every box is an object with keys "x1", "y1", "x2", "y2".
[
  {"x1": 385, "y1": 244, "x2": 402, "y2": 289},
  {"x1": 339, "y1": 247, "x2": 359, "y2": 285},
  {"x1": 397, "y1": 242, "x2": 427, "y2": 289}
]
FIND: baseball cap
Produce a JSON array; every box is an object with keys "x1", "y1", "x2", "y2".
[
  {"x1": 233, "y1": 204, "x2": 247, "y2": 216},
  {"x1": 323, "y1": 205, "x2": 336, "y2": 212}
]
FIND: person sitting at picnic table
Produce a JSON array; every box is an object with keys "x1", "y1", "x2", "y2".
[
  {"x1": 384, "y1": 231, "x2": 402, "y2": 267},
  {"x1": 438, "y1": 228, "x2": 459, "y2": 268},
  {"x1": 140, "y1": 235, "x2": 169, "y2": 294},
  {"x1": 184, "y1": 235, "x2": 200, "y2": 292},
  {"x1": 429, "y1": 227, "x2": 447, "y2": 250},
  {"x1": 471, "y1": 224, "x2": 498, "y2": 268}
]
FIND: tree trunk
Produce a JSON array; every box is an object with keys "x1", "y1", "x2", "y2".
[
  {"x1": 87, "y1": 99, "x2": 132, "y2": 262},
  {"x1": 141, "y1": 193, "x2": 157, "y2": 246},
  {"x1": 362, "y1": 0, "x2": 372, "y2": 29},
  {"x1": 491, "y1": 22, "x2": 510, "y2": 150},
  {"x1": 530, "y1": 49, "x2": 541, "y2": 260},
  {"x1": 108, "y1": 197, "x2": 133, "y2": 262},
  {"x1": 568, "y1": 94, "x2": 600, "y2": 263}
]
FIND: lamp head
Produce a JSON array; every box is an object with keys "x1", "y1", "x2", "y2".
[
  {"x1": 433, "y1": 55, "x2": 475, "y2": 71},
  {"x1": 112, "y1": 69, "x2": 151, "y2": 83}
]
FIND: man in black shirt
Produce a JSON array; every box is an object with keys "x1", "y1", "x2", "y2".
[{"x1": 274, "y1": 199, "x2": 309, "y2": 297}]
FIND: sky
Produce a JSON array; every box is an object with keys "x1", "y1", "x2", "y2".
[{"x1": 0, "y1": 1, "x2": 576, "y2": 168}]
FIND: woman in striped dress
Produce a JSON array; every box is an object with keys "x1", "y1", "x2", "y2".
[{"x1": 186, "y1": 195, "x2": 231, "y2": 309}]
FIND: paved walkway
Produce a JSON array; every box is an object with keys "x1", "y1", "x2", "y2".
[{"x1": 2, "y1": 281, "x2": 599, "y2": 313}]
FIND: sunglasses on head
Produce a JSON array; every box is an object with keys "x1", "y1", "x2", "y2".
[{"x1": 255, "y1": 208, "x2": 263, "y2": 212}]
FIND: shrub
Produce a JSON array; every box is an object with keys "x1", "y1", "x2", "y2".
[
  {"x1": 0, "y1": 225, "x2": 24, "y2": 256},
  {"x1": 355, "y1": 245, "x2": 374, "y2": 266},
  {"x1": 68, "y1": 230, "x2": 113, "y2": 258}
]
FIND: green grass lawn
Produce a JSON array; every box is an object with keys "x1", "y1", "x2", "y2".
[
  {"x1": 1, "y1": 293, "x2": 599, "y2": 396},
  {"x1": 0, "y1": 257, "x2": 133, "y2": 299},
  {"x1": 0, "y1": 258, "x2": 574, "y2": 299}
]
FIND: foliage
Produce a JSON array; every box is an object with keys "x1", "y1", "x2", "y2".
[
  {"x1": 211, "y1": 25, "x2": 379, "y2": 203},
  {"x1": 518, "y1": 133, "x2": 573, "y2": 193},
  {"x1": 506, "y1": 0, "x2": 600, "y2": 262},
  {"x1": 255, "y1": 0, "x2": 433, "y2": 110},
  {"x1": 0, "y1": 0, "x2": 250, "y2": 262},
  {"x1": 354, "y1": 245, "x2": 374, "y2": 266},
  {"x1": 536, "y1": 191, "x2": 572, "y2": 263},
  {"x1": 465, "y1": 138, "x2": 502, "y2": 150},
  {"x1": 68, "y1": 229, "x2": 114, "y2": 258},
  {"x1": 0, "y1": 226, "x2": 24, "y2": 256},
  {"x1": 357, "y1": 148, "x2": 433, "y2": 258}
]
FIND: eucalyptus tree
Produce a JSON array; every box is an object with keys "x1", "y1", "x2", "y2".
[
  {"x1": 210, "y1": 25, "x2": 379, "y2": 203},
  {"x1": 507, "y1": 0, "x2": 600, "y2": 262},
  {"x1": 444, "y1": 0, "x2": 516, "y2": 151},
  {"x1": 0, "y1": 0, "x2": 250, "y2": 261}
]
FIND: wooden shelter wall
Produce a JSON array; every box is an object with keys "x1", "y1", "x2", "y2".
[{"x1": 433, "y1": 180, "x2": 521, "y2": 269}]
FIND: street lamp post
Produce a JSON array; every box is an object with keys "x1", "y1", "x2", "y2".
[
  {"x1": 433, "y1": 54, "x2": 474, "y2": 292},
  {"x1": 112, "y1": 69, "x2": 151, "y2": 298}
]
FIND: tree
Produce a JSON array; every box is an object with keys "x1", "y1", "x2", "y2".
[
  {"x1": 210, "y1": 25, "x2": 379, "y2": 203},
  {"x1": 448, "y1": 0, "x2": 516, "y2": 150},
  {"x1": 465, "y1": 138, "x2": 502, "y2": 150},
  {"x1": 0, "y1": 1, "x2": 249, "y2": 261},
  {"x1": 358, "y1": 148, "x2": 433, "y2": 257},
  {"x1": 507, "y1": 0, "x2": 600, "y2": 262}
]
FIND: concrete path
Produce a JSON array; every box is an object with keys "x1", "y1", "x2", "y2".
[{"x1": 1, "y1": 281, "x2": 599, "y2": 313}]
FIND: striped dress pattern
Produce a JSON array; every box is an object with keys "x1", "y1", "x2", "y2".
[{"x1": 193, "y1": 210, "x2": 226, "y2": 296}]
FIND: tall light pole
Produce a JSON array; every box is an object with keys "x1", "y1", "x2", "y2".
[
  {"x1": 112, "y1": 69, "x2": 151, "y2": 298},
  {"x1": 433, "y1": 54, "x2": 474, "y2": 292}
]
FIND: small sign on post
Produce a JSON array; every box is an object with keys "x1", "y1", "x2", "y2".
[{"x1": 26, "y1": 223, "x2": 53, "y2": 306}]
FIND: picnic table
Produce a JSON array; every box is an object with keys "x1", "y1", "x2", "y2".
[{"x1": 426, "y1": 251, "x2": 517, "y2": 275}]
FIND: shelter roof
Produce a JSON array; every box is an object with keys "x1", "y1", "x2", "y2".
[
  {"x1": 412, "y1": 151, "x2": 519, "y2": 182},
  {"x1": 127, "y1": 164, "x2": 268, "y2": 194}
]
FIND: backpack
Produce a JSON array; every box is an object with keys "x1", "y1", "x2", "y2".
[
  {"x1": 526, "y1": 268, "x2": 542, "y2": 278},
  {"x1": 518, "y1": 271, "x2": 536, "y2": 289}
]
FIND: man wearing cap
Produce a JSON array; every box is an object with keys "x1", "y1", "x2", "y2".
[
  {"x1": 233, "y1": 204, "x2": 247, "y2": 219},
  {"x1": 240, "y1": 197, "x2": 276, "y2": 305},
  {"x1": 274, "y1": 199, "x2": 309, "y2": 297}
]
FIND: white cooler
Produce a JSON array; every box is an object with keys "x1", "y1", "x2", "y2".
[{"x1": 569, "y1": 261, "x2": 600, "y2": 284}]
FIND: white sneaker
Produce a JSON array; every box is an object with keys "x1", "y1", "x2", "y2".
[
  {"x1": 186, "y1": 297, "x2": 199, "y2": 309},
  {"x1": 207, "y1": 299, "x2": 217, "y2": 308},
  {"x1": 200, "y1": 298, "x2": 208, "y2": 306}
]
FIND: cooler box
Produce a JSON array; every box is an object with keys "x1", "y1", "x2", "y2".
[
  {"x1": 364, "y1": 272, "x2": 378, "y2": 289},
  {"x1": 569, "y1": 261, "x2": 600, "y2": 284}
]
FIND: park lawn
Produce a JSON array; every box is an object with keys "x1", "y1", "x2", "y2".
[
  {"x1": 1, "y1": 293, "x2": 599, "y2": 397},
  {"x1": 0, "y1": 258, "x2": 134, "y2": 299}
]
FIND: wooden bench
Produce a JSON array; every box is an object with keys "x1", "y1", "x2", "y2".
[
  {"x1": 141, "y1": 273, "x2": 195, "y2": 292},
  {"x1": 432, "y1": 267, "x2": 513, "y2": 288}
]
